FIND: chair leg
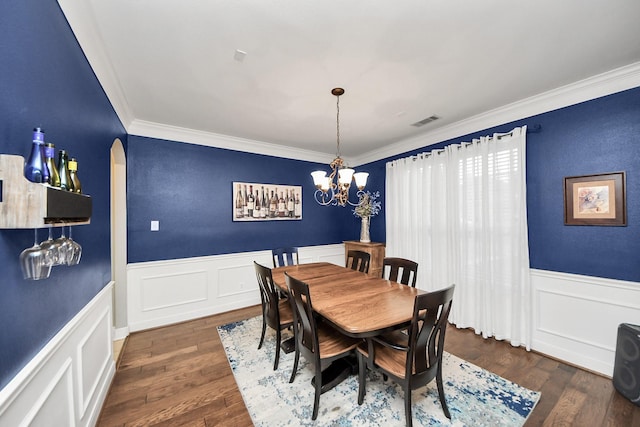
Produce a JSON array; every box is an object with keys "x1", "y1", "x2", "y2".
[
  {"x1": 312, "y1": 366, "x2": 322, "y2": 420},
  {"x1": 357, "y1": 352, "x2": 367, "y2": 405},
  {"x1": 273, "y1": 328, "x2": 281, "y2": 370},
  {"x1": 289, "y1": 345, "x2": 299, "y2": 383},
  {"x1": 404, "y1": 384, "x2": 413, "y2": 427},
  {"x1": 436, "y1": 367, "x2": 451, "y2": 419},
  {"x1": 258, "y1": 319, "x2": 266, "y2": 349}
]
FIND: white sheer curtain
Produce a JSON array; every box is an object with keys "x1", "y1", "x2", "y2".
[{"x1": 386, "y1": 126, "x2": 531, "y2": 349}]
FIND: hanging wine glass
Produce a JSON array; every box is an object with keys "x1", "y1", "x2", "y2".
[
  {"x1": 20, "y1": 229, "x2": 52, "y2": 280},
  {"x1": 53, "y1": 226, "x2": 72, "y2": 266},
  {"x1": 66, "y1": 226, "x2": 82, "y2": 266},
  {"x1": 39, "y1": 227, "x2": 60, "y2": 267}
]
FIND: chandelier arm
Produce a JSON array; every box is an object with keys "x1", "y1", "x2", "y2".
[
  {"x1": 313, "y1": 188, "x2": 337, "y2": 206},
  {"x1": 346, "y1": 190, "x2": 366, "y2": 207}
]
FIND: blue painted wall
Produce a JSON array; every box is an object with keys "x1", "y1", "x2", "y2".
[
  {"x1": 128, "y1": 88, "x2": 639, "y2": 282},
  {"x1": 127, "y1": 136, "x2": 365, "y2": 262},
  {"x1": 364, "y1": 87, "x2": 640, "y2": 282},
  {"x1": 0, "y1": 1, "x2": 125, "y2": 389}
]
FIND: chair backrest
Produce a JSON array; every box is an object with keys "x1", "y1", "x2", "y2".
[
  {"x1": 254, "y1": 261, "x2": 283, "y2": 329},
  {"x1": 346, "y1": 250, "x2": 371, "y2": 273},
  {"x1": 406, "y1": 285, "x2": 455, "y2": 385},
  {"x1": 383, "y1": 257, "x2": 418, "y2": 287},
  {"x1": 285, "y1": 273, "x2": 320, "y2": 361},
  {"x1": 272, "y1": 247, "x2": 299, "y2": 268}
]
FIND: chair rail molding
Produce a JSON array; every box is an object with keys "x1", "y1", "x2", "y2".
[{"x1": 530, "y1": 269, "x2": 640, "y2": 377}]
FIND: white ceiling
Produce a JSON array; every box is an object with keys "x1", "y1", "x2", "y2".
[{"x1": 60, "y1": 0, "x2": 640, "y2": 163}]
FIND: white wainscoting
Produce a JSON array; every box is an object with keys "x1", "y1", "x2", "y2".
[
  {"x1": 127, "y1": 247, "x2": 639, "y2": 377},
  {"x1": 127, "y1": 244, "x2": 345, "y2": 332},
  {"x1": 0, "y1": 282, "x2": 115, "y2": 427},
  {"x1": 531, "y1": 269, "x2": 640, "y2": 377}
]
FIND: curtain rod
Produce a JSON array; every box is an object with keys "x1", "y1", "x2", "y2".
[
  {"x1": 496, "y1": 123, "x2": 542, "y2": 139},
  {"x1": 402, "y1": 124, "x2": 542, "y2": 162}
]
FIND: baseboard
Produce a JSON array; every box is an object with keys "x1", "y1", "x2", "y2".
[{"x1": 113, "y1": 326, "x2": 129, "y2": 341}]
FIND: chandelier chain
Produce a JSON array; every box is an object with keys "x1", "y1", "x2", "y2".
[{"x1": 335, "y1": 93, "x2": 341, "y2": 157}]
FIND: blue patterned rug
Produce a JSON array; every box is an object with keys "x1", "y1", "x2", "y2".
[{"x1": 218, "y1": 316, "x2": 540, "y2": 426}]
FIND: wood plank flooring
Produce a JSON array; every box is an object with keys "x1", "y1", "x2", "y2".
[{"x1": 97, "y1": 305, "x2": 640, "y2": 426}]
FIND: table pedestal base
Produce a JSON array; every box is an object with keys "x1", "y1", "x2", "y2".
[
  {"x1": 312, "y1": 356, "x2": 358, "y2": 394},
  {"x1": 281, "y1": 337, "x2": 295, "y2": 354}
]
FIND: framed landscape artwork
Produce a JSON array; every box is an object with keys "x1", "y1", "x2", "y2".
[
  {"x1": 564, "y1": 172, "x2": 626, "y2": 226},
  {"x1": 233, "y1": 181, "x2": 302, "y2": 221}
]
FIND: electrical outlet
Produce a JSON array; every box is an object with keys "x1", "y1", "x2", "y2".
[{"x1": 150, "y1": 220, "x2": 159, "y2": 231}]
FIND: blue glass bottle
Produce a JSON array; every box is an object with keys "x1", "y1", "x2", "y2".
[{"x1": 24, "y1": 127, "x2": 49, "y2": 183}]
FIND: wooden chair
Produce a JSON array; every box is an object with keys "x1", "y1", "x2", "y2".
[
  {"x1": 356, "y1": 285, "x2": 456, "y2": 427},
  {"x1": 382, "y1": 257, "x2": 418, "y2": 287},
  {"x1": 346, "y1": 250, "x2": 370, "y2": 273},
  {"x1": 285, "y1": 272, "x2": 360, "y2": 420},
  {"x1": 272, "y1": 247, "x2": 299, "y2": 267},
  {"x1": 254, "y1": 261, "x2": 294, "y2": 370}
]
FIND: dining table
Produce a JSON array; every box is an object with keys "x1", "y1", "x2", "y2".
[
  {"x1": 271, "y1": 262, "x2": 424, "y2": 338},
  {"x1": 270, "y1": 261, "x2": 424, "y2": 392}
]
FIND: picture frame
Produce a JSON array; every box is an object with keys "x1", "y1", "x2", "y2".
[
  {"x1": 233, "y1": 181, "x2": 302, "y2": 221},
  {"x1": 564, "y1": 172, "x2": 626, "y2": 226}
]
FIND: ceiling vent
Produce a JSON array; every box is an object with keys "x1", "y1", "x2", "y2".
[{"x1": 411, "y1": 115, "x2": 440, "y2": 127}]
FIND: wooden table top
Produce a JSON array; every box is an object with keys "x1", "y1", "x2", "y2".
[{"x1": 272, "y1": 262, "x2": 423, "y2": 338}]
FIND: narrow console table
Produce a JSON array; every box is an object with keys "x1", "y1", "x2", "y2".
[{"x1": 343, "y1": 240, "x2": 385, "y2": 278}]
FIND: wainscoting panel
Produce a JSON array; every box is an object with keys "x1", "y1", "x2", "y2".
[
  {"x1": 0, "y1": 283, "x2": 114, "y2": 427},
  {"x1": 127, "y1": 244, "x2": 345, "y2": 332},
  {"x1": 141, "y1": 270, "x2": 209, "y2": 311},
  {"x1": 77, "y1": 307, "x2": 112, "y2": 419},
  {"x1": 531, "y1": 269, "x2": 640, "y2": 376}
]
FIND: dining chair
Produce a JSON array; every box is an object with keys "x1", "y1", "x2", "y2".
[
  {"x1": 254, "y1": 261, "x2": 294, "y2": 370},
  {"x1": 346, "y1": 250, "x2": 370, "y2": 273},
  {"x1": 285, "y1": 272, "x2": 360, "y2": 420},
  {"x1": 356, "y1": 284, "x2": 455, "y2": 427},
  {"x1": 382, "y1": 257, "x2": 418, "y2": 287},
  {"x1": 272, "y1": 247, "x2": 299, "y2": 268}
]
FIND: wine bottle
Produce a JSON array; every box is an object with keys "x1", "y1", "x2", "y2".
[
  {"x1": 24, "y1": 127, "x2": 48, "y2": 183},
  {"x1": 68, "y1": 157, "x2": 82, "y2": 193},
  {"x1": 247, "y1": 185, "x2": 255, "y2": 217},
  {"x1": 252, "y1": 190, "x2": 260, "y2": 218},
  {"x1": 278, "y1": 191, "x2": 286, "y2": 217},
  {"x1": 269, "y1": 190, "x2": 277, "y2": 218},
  {"x1": 43, "y1": 142, "x2": 60, "y2": 187},
  {"x1": 235, "y1": 184, "x2": 244, "y2": 218},
  {"x1": 287, "y1": 189, "x2": 295, "y2": 217},
  {"x1": 57, "y1": 149, "x2": 74, "y2": 191},
  {"x1": 294, "y1": 192, "x2": 301, "y2": 218},
  {"x1": 260, "y1": 186, "x2": 267, "y2": 218},
  {"x1": 243, "y1": 185, "x2": 249, "y2": 217}
]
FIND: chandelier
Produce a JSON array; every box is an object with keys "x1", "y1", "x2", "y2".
[{"x1": 311, "y1": 88, "x2": 368, "y2": 206}]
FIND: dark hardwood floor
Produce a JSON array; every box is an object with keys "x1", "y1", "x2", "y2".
[{"x1": 97, "y1": 305, "x2": 640, "y2": 426}]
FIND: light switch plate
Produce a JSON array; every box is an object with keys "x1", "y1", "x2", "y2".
[{"x1": 151, "y1": 220, "x2": 159, "y2": 231}]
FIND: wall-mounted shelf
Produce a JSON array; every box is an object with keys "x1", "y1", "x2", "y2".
[{"x1": 0, "y1": 154, "x2": 91, "y2": 228}]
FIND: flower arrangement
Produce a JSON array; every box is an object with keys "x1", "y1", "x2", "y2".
[{"x1": 353, "y1": 191, "x2": 381, "y2": 219}]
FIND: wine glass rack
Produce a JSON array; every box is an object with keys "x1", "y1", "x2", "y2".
[{"x1": 0, "y1": 154, "x2": 91, "y2": 228}]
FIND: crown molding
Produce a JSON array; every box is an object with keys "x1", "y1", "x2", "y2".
[
  {"x1": 352, "y1": 62, "x2": 640, "y2": 166},
  {"x1": 127, "y1": 120, "x2": 335, "y2": 164},
  {"x1": 58, "y1": 0, "x2": 134, "y2": 129}
]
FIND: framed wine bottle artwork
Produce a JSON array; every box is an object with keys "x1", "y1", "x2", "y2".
[{"x1": 232, "y1": 181, "x2": 302, "y2": 221}]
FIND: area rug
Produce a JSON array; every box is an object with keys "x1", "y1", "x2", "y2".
[{"x1": 218, "y1": 316, "x2": 540, "y2": 426}]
